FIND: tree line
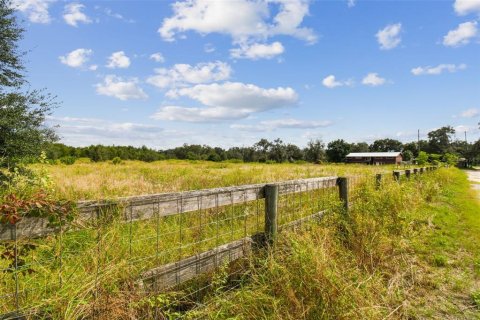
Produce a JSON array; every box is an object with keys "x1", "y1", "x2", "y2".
[{"x1": 45, "y1": 126, "x2": 480, "y2": 165}]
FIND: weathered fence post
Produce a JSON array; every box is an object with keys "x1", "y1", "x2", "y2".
[
  {"x1": 405, "y1": 169, "x2": 411, "y2": 180},
  {"x1": 337, "y1": 177, "x2": 349, "y2": 213},
  {"x1": 375, "y1": 174, "x2": 382, "y2": 189},
  {"x1": 420, "y1": 167, "x2": 424, "y2": 174},
  {"x1": 393, "y1": 171, "x2": 401, "y2": 182},
  {"x1": 264, "y1": 184, "x2": 279, "y2": 245},
  {"x1": 413, "y1": 168, "x2": 418, "y2": 176}
]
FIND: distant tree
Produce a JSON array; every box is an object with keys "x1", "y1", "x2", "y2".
[
  {"x1": 443, "y1": 153, "x2": 459, "y2": 166},
  {"x1": 402, "y1": 142, "x2": 419, "y2": 158},
  {"x1": 253, "y1": 139, "x2": 272, "y2": 162},
  {"x1": 304, "y1": 139, "x2": 325, "y2": 163},
  {"x1": 369, "y1": 139, "x2": 403, "y2": 152},
  {"x1": 403, "y1": 150, "x2": 414, "y2": 162},
  {"x1": 427, "y1": 126, "x2": 455, "y2": 154},
  {"x1": 270, "y1": 138, "x2": 287, "y2": 163},
  {"x1": 350, "y1": 142, "x2": 369, "y2": 153},
  {"x1": 326, "y1": 139, "x2": 351, "y2": 163},
  {"x1": 285, "y1": 144, "x2": 304, "y2": 162},
  {"x1": 417, "y1": 151, "x2": 429, "y2": 165},
  {"x1": 0, "y1": 1, "x2": 58, "y2": 167}
]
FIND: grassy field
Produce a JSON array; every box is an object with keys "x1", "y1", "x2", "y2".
[{"x1": 34, "y1": 159, "x2": 403, "y2": 201}]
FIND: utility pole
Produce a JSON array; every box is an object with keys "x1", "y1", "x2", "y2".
[
  {"x1": 465, "y1": 131, "x2": 468, "y2": 144},
  {"x1": 418, "y1": 129, "x2": 420, "y2": 152}
]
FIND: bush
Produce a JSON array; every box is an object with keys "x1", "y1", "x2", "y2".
[
  {"x1": 59, "y1": 156, "x2": 76, "y2": 165},
  {"x1": 112, "y1": 157, "x2": 122, "y2": 165}
]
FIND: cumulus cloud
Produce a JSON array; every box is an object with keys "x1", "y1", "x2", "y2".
[
  {"x1": 45, "y1": 116, "x2": 182, "y2": 148},
  {"x1": 147, "y1": 61, "x2": 232, "y2": 89},
  {"x1": 231, "y1": 118, "x2": 332, "y2": 131},
  {"x1": 63, "y1": 3, "x2": 91, "y2": 27},
  {"x1": 158, "y1": 0, "x2": 316, "y2": 44},
  {"x1": 443, "y1": 21, "x2": 478, "y2": 47},
  {"x1": 230, "y1": 42, "x2": 285, "y2": 60},
  {"x1": 96, "y1": 75, "x2": 148, "y2": 100},
  {"x1": 322, "y1": 75, "x2": 353, "y2": 88},
  {"x1": 411, "y1": 63, "x2": 467, "y2": 75},
  {"x1": 106, "y1": 51, "x2": 131, "y2": 69},
  {"x1": 10, "y1": 0, "x2": 55, "y2": 24},
  {"x1": 362, "y1": 73, "x2": 386, "y2": 86},
  {"x1": 454, "y1": 0, "x2": 480, "y2": 15},
  {"x1": 153, "y1": 82, "x2": 298, "y2": 122},
  {"x1": 376, "y1": 23, "x2": 402, "y2": 50},
  {"x1": 150, "y1": 52, "x2": 165, "y2": 63},
  {"x1": 59, "y1": 48, "x2": 93, "y2": 68},
  {"x1": 460, "y1": 108, "x2": 479, "y2": 118}
]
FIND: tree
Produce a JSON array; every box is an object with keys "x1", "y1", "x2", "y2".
[
  {"x1": 304, "y1": 139, "x2": 325, "y2": 163},
  {"x1": 0, "y1": 1, "x2": 58, "y2": 167},
  {"x1": 326, "y1": 139, "x2": 351, "y2": 163},
  {"x1": 427, "y1": 126, "x2": 455, "y2": 154},
  {"x1": 417, "y1": 151, "x2": 429, "y2": 165},
  {"x1": 369, "y1": 139, "x2": 403, "y2": 152},
  {"x1": 350, "y1": 142, "x2": 369, "y2": 153}
]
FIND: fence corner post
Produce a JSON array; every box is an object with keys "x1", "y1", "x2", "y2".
[
  {"x1": 375, "y1": 174, "x2": 382, "y2": 190},
  {"x1": 337, "y1": 177, "x2": 349, "y2": 214},
  {"x1": 264, "y1": 184, "x2": 279, "y2": 245},
  {"x1": 405, "y1": 169, "x2": 411, "y2": 180}
]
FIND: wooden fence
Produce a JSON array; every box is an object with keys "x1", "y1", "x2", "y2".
[{"x1": 0, "y1": 166, "x2": 437, "y2": 318}]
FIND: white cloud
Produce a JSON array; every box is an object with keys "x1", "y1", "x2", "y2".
[
  {"x1": 204, "y1": 43, "x2": 216, "y2": 53},
  {"x1": 454, "y1": 0, "x2": 480, "y2": 15},
  {"x1": 106, "y1": 51, "x2": 131, "y2": 69},
  {"x1": 63, "y1": 3, "x2": 91, "y2": 27},
  {"x1": 347, "y1": 0, "x2": 356, "y2": 8},
  {"x1": 411, "y1": 63, "x2": 467, "y2": 75},
  {"x1": 10, "y1": 0, "x2": 55, "y2": 24},
  {"x1": 95, "y1": 75, "x2": 148, "y2": 101},
  {"x1": 460, "y1": 108, "x2": 479, "y2": 118},
  {"x1": 153, "y1": 82, "x2": 298, "y2": 122},
  {"x1": 150, "y1": 52, "x2": 165, "y2": 63},
  {"x1": 231, "y1": 118, "x2": 332, "y2": 132},
  {"x1": 89, "y1": 64, "x2": 98, "y2": 71},
  {"x1": 230, "y1": 42, "x2": 285, "y2": 60},
  {"x1": 104, "y1": 7, "x2": 135, "y2": 23},
  {"x1": 158, "y1": 0, "x2": 316, "y2": 44},
  {"x1": 152, "y1": 106, "x2": 250, "y2": 122},
  {"x1": 322, "y1": 75, "x2": 353, "y2": 88},
  {"x1": 362, "y1": 73, "x2": 386, "y2": 86},
  {"x1": 59, "y1": 48, "x2": 93, "y2": 68},
  {"x1": 147, "y1": 61, "x2": 232, "y2": 89},
  {"x1": 376, "y1": 23, "x2": 402, "y2": 50},
  {"x1": 443, "y1": 21, "x2": 478, "y2": 47}
]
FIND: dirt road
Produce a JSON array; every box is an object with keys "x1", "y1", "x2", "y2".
[{"x1": 467, "y1": 170, "x2": 480, "y2": 197}]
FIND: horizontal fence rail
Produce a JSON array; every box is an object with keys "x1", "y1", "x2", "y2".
[{"x1": 0, "y1": 167, "x2": 438, "y2": 318}]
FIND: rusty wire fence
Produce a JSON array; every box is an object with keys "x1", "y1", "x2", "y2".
[{"x1": 0, "y1": 168, "x2": 437, "y2": 319}]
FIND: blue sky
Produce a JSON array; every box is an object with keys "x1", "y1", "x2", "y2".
[{"x1": 12, "y1": 0, "x2": 480, "y2": 149}]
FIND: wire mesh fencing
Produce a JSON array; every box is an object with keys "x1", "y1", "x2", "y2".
[{"x1": 0, "y1": 168, "x2": 437, "y2": 319}]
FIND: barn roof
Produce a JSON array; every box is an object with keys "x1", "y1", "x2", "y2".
[{"x1": 346, "y1": 152, "x2": 402, "y2": 158}]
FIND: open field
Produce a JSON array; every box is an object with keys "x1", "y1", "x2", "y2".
[{"x1": 33, "y1": 160, "x2": 406, "y2": 201}]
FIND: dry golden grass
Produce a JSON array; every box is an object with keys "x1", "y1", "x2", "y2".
[{"x1": 34, "y1": 159, "x2": 398, "y2": 201}]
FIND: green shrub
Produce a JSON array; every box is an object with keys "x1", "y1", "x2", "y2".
[
  {"x1": 112, "y1": 157, "x2": 122, "y2": 165},
  {"x1": 59, "y1": 156, "x2": 76, "y2": 165},
  {"x1": 472, "y1": 291, "x2": 480, "y2": 308}
]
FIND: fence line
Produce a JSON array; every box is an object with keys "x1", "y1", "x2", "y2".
[{"x1": 0, "y1": 166, "x2": 437, "y2": 318}]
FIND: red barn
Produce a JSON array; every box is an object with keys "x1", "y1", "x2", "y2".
[{"x1": 345, "y1": 152, "x2": 403, "y2": 165}]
